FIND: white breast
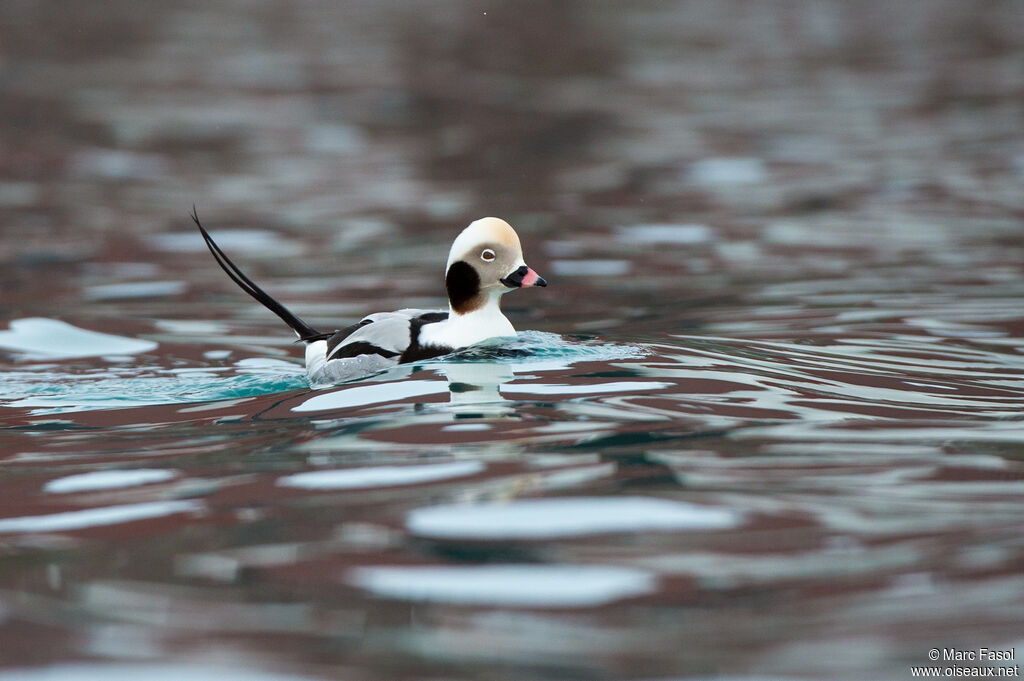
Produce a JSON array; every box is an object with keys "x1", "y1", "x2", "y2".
[{"x1": 419, "y1": 306, "x2": 516, "y2": 349}]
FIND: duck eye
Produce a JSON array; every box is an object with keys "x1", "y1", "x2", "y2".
[{"x1": 481, "y1": 248, "x2": 496, "y2": 262}]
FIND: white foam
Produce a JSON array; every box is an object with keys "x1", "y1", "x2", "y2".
[
  {"x1": 0, "y1": 501, "x2": 202, "y2": 534},
  {"x1": 0, "y1": 664, "x2": 323, "y2": 681},
  {"x1": 407, "y1": 496, "x2": 743, "y2": 540},
  {"x1": 278, "y1": 461, "x2": 484, "y2": 490},
  {"x1": 0, "y1": 318, "x2": 157, "y2": 359},
  {"x1": 292, "y1": 380, "x2": 449, "y2": 412},
  {"x1": 348, "y1": 564, "x2": 657, "y2": 607},
  {"x1": 44, "y1": 470, "x2": 179, "y2": 494}
]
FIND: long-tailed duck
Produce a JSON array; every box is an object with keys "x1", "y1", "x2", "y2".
[{"x1": 192, "y1": 208, "x2": 546, "y2": 383}]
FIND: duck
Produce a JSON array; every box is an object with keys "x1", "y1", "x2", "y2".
[{"x1": 191, "y1": 208, "x2": 547, "y2": 384}]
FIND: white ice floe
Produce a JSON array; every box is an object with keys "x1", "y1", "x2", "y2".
[
  {"x1": 0, "y1": 318, "x2": 157, "y2": 359},
  {"x1": 348, "y1": 564, "x2": 657, "y2": 607},
  {"x1": 292, "y1": 379, "x2": 449, "y2": 412},
  {"x1": 0, "y1": 664, "x2": 323, "y2": 681},
  {"x1": 44, "y1": 469, "x2": 179, "y2": 494},
  {"x1": 0, "y1": 501, "x2": 202, "y2": 534},
  {"x1": 277, "y1": 461, "x2": 484, "y2": 490},
  {"x1": 407, "y1": 496, "x2": 743, "y2": 540}
]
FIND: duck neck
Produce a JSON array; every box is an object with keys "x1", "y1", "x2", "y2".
[{"x1": 442, "y1": 291, "x2": 515, "y2": 347}]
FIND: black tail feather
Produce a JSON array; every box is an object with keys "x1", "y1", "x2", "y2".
[{"x1": 191, "y1": 206, "x2": 326, "y2": 342}]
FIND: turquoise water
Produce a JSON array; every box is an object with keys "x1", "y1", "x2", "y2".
[
  {"x1": 0, "y1": 327, "x2": 648, "y2": 414},
  {"x1": 0, "y1": 356, "x2": 308, "y2": 415}
]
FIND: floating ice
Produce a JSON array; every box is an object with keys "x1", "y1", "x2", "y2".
[
  {"x1": 0, "y1": 501, "x2": 202, "y2": 533},
  {"x1": 348, "y1": 564, "x2": 657, "y2": 607},
  {"x1": 292, "y1": 380, "x2": 449, "y2": 412},
  {"x1": 407, "y1": 496, "x2": 743, "y2": 540},
  {"x1": 0, "y1": 318, "x2": 158, "y2": 359},
  {"x1": 0, "y1": 664, "x2": 323, "y2": 681},
  {"x1": 278, "y1": 461, "x2": 484, "y2": 490},
  {"x1": 44, "y1": 469, "x2": 179, "y2": 494}
]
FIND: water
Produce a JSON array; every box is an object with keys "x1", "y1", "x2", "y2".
[{"x1": 2, "y1": 2, "x2": 1024, "y2": 680}]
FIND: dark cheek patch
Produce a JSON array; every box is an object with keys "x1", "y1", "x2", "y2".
[{"x1": 445, "y1": 261, "x2": 483, "y2": 314}]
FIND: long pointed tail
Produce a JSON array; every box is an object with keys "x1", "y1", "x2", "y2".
[{"x1": 191, "y1": 206, "x2": 326, "y2": 342}]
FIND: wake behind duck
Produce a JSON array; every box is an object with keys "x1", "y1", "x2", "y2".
[{"x1": 192, "y1": 208, "x2": 547, "y2": 385}]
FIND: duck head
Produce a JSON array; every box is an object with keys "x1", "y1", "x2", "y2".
[{"x1": 444, "y1": 217, "x2": 547, "y2": 315}]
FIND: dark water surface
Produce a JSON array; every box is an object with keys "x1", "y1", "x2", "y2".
[{"x1": 1, "y1": 2, "x2": 1023, "y2": 680}]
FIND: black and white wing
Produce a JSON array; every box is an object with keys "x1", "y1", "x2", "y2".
[
  {"x1": 307, "y1": 309, "x2": 451, "y2": 384},
  {"x1": 324, "y1": 309, "x2": 444, "y2": 361}
]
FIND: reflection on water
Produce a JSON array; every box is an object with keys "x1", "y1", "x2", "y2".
[
  {"x1": 0, "y1": 501, "x2": 203, "y2": 534},
  {"x1": 405, "y1": 496, "x2": 743, "y2": 539},
  {"x1": 347, "y1": 564, "x2": 658, "y2": 607},
  {"x1": 2, "y1": 320, "x2": 1022, "y2": 678},
  {"x1": 2, "y1": 1, "x2": 1024, "y2": 680},
  {"x1": 0, "y1": 665, "x2": 324, "y2": 681},
  {"x1": 0, "y1": 318, "x2": 158, "y2": 359}
]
